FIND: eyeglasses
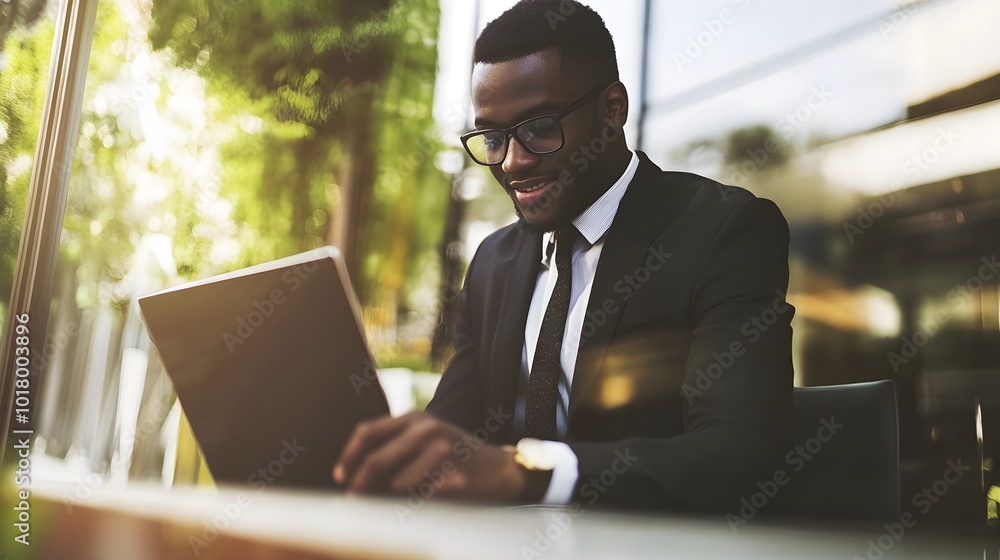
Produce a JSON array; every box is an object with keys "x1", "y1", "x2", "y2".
[{"x1": 460, "y1": 82, "x2": 613, "y2": 166}]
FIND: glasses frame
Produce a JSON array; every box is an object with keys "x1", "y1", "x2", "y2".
[{"x1": 460, "y1": 81, "x2": 615, "y2": 166}]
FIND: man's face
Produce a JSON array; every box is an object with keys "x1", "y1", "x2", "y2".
[{"x1": 471, "y1": 48, "x2": 613, "y2": 232}]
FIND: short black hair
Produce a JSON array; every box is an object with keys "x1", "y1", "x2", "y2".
[{"x1": 473, "y1": 0, "x2": 619, "y2": 85}]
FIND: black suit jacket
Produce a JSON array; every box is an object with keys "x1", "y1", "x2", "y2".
[{"x1": 426, "y1": 151, "x2": 794, "y2": 512}]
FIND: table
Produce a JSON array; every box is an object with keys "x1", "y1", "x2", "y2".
[{"x1": 16, "y1": 482, "x2": 997, "y2": 559}]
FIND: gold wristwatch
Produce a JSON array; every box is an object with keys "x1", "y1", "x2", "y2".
[{"x1": 505, "y1": 438, "x2": 555, "y2": 503}]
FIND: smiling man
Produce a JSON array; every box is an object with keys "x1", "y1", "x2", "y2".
[{"x1": 333, "y1": 0, "x2": 794, "y2": 512}]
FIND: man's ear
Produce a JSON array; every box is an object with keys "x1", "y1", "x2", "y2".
[{"x1": 601, "y1": 82, "x2": 629, "y2": 130}]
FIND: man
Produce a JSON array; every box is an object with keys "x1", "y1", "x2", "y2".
[{"x1": 333, "y1": 0, "x2": 793, "y2": 512}]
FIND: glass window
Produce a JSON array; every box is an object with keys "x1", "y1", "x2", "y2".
[
  {"x1": 647, "y1": 0, "x2": 898, "y2": 100},
  {"x1": 642, "y1": 0, "x2": 1000, "y2": 524},
  {"x1": 0, "y1": 0, "x2": 59, "y2": 351},
  {"x1": 29, "y1": 0, "x2": 448, "y2": 488}
]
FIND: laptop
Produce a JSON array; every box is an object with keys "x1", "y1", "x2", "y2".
[{"x1": 138, "y1": 246, "x2": 390, "y2": 490}]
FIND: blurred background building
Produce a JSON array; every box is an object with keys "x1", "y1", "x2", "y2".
[{"x1": 0, "y1": 0, "x2": 997, "y2": 530}]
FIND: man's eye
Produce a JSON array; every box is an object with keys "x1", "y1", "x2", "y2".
[
  {"x1": 530, "y1": 121, "x2": 559, "y2": 137},
  {"x1": 484, "y1": 135, "x2": 504, "y2": 150}
]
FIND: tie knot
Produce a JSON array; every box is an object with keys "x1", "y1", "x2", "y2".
[
  {"x1": 547, "y1": 226, "x2": 577, "y2": 261},
  {"x1": 555, "y1": 226, "x2": 577, "y2": 248},
  {"x1": 554, "y1": 226, "x2": 576, "y2": 267}
]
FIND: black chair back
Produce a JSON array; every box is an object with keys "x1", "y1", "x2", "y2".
[{"x1": 768, "y1": 380, "x2": 900, "y2": 521}]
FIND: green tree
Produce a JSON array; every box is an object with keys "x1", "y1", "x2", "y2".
[
  {"x1": 3, "y1": 0, "x2": 448, "y2": 367},
  {"x1": 0, "y1": 6, "x2": 54, "y2": 311},
  {"x1": 0, "y1": 0, "x2": 47, "y2": 45},
  {"x1": 148, "y1": 0, "x2": 449, "y2": 365},
  {"x1": 147, "y1": 0, "x2": 445, "y2": 281},
  {"x1": 1, "y1": 0, "x2": 143, "y2": 314},
  {"x1": 723, "y1": 124, "x2": 792, "y2": 170}
]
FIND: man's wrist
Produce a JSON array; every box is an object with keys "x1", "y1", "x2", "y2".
[
  {"x1": 517, "y1": 464, "x2": 553, "y2": 503},
  {"x1": 504, "y1": 439, "x2": 557, "y2": 504}
]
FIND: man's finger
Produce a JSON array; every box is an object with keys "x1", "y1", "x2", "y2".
[
  {"x1": 334, "y1": 413, "x2": 412, "y2": 484},
  {"x1": 347, "y1": 417, "x2": 441, "y2": 493},
  {"x1": 389, "y1": 438, "x2": 456, "y2": 495}
]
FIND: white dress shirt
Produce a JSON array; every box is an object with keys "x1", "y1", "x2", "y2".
[{"x1": 514, "y1": 151, "x2": 640, "y2": 504}]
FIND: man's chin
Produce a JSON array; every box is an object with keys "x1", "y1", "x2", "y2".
[
  {"x1": 515, "y1": 216, "x2": 552, "y2": 234},
  {"x1": 514, "y1": 210, "x2": 566, "y2": 234}
]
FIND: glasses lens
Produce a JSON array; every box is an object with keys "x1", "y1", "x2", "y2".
[
  {"x1": 517, "y1": 116, "x2": 563, "y2": 154},
  {"x1": 465, "y1": 131, "x2": 507, "y2": 165}
]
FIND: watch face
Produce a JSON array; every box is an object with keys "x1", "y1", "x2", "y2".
[{"x1": 517, "y1": 438, "x2": 555, "y2": 471}]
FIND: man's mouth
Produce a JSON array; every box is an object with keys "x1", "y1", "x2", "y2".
[
  {"x1": 509, "y1": 176, "x2": 558, "y2": 192},
  {"x1": 508, "y1": 178, "x2": 560, "y2": 210},
  {"x1": 510, "y1": 179, "x2": 549, "y2": 192},
  {"x1": 515, "y1": 182, "x2": 548, "y2": 193}
]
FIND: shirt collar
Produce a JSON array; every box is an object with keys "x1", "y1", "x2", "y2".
[{"x1": 541, "y1": 151, "x2": 640, "y2": 265}]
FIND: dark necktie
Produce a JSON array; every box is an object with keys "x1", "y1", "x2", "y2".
[{"x1": 525, "y1": 227, "x2": 576, "y2": 441}]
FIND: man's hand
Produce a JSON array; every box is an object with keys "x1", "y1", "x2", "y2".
[{"x1": 332, "y1": 411, "x2": 527, "y2": 503}]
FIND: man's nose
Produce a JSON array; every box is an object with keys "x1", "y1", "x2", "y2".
[{"x1": 502, "y1": 136, "x2": 539, "y2": 175}]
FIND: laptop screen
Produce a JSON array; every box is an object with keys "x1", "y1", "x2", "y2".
[{"x1": 139, "y1": 247, "x2": 389, "y2": 490}]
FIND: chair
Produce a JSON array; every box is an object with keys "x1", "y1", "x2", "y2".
[{"x1": 767, "y1": 380, "x2": 900, "y2": 521}]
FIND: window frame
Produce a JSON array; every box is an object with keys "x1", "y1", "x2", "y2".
[{"x1": 0, "y1": 0, "x2": 99, "y2": 468}]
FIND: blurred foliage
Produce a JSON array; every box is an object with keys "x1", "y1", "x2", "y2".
[
  {"x1": 668, "y1": 124, "x2": 794, "y2": 186},
  {"x1": 722, "y1": 124, "x2": 792, "y2": 170},
  {"x1": 1, "y1": 0, "x2": 450, "y2": 367},
  {"x1": 1, "y1": 1, "x2": 147, "y2": 317},
  {"x1": 63, "y1": 2, "x2": 143, "y2": 311},
  {"x1": 147, "y1": 0, "x2": 450, "y2": 312},
  {"x1": 0, "y1": 0, "x2": 48, "y2": 44},
  {"x1": 0, "y1": 3, "x2": 54, "y2": 321}
]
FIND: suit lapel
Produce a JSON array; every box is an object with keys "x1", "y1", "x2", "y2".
[
  {"x1": 489, "y1": 226, "x2": 541, "y2": 441},
  {"x1": 568, "y1": 153, "x2": 677, "y2": 418}
]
